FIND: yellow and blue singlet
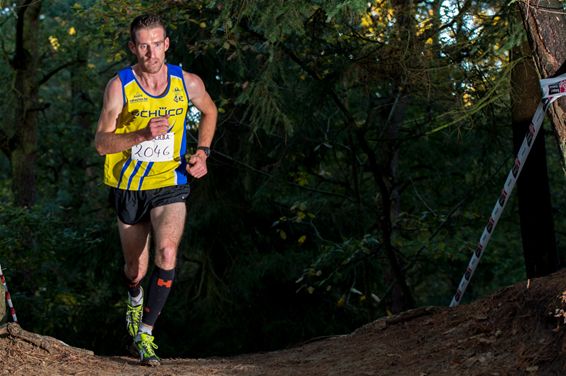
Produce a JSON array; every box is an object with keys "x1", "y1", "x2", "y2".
[{"x1": 103, "y1": 64, "x2": 189, "y2": 190}]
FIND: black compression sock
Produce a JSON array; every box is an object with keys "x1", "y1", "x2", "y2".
[
  {"x1": 124, "y1": 273, "x2": 142, "y2": 298},
  {"x1": 142, "y1": 266, "x2": 175, "y2": 327}
]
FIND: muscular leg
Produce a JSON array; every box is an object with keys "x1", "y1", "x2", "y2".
[
  {"x1": 118, "y1": 219, "x2": 151, "y2": 286},
  {"x1": 141, "y1": 202, "x2": 186, "y2": 329},
  {"x1": 151, "y1": 202, "x2": 186, "y2": 269}
]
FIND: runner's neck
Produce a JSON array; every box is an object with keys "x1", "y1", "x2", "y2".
[{"x1": 132, "y1": 64, "x2": 168, "y2": 96}]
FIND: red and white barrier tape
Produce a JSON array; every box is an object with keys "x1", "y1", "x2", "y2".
[
  {"x1": 0, "y1": 263, "x2": 18, "y2": 323},
  {"x1": 449, "y1": 74, "x2": 566, "y2": 307}
]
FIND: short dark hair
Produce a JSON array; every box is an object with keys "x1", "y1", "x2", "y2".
[{"x1": 130, "y1": 14, "x2": 167, "y2": 43}]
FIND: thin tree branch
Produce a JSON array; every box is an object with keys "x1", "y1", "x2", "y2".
[
  {"x1": 213, "y1": 148, "x2": 353, "y2": 200},
  {"x1": 38, "y1": 59, "x2": 83, "y2": 86}
]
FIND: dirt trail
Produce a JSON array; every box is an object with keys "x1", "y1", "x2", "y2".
[{"x1": 3, "y1": 270, "x2": 566, "y2": 375}]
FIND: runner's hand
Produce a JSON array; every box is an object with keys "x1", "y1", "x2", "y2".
[
  {"x1": 187, "y1": 153, "x2": 208, "y2": 179},
  {"x1": 141, "y1": 115, "x2": 170, "y2": 141}
]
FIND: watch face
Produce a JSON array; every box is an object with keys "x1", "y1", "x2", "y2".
[{"x1": 197, "y1": 146, "x2": 210, "y2": 157}]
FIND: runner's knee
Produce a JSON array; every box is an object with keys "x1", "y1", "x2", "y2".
[{"x1": 154, "y1": 244, "x2": 177, "y2": 269}]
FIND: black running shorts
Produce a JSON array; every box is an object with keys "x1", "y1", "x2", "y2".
[{"x1": 110, "y1": 185, "x2": 190, "y2": 225}]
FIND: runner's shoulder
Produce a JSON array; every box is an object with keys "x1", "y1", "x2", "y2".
[
  {"x1": 102, "y1": 75, "x2": 125, "y2": 109},
  {"x1": 107, "y1": 75, "x2": 123, "y2": 89}
]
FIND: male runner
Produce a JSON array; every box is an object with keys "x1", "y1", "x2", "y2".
[{"x1": 94, "y1": 14, "x2": 217, "y2": 366}]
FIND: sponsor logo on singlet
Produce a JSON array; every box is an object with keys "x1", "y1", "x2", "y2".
[
  {"x1": 131, "y1": 107, "x2": 185, "y2": 118},
  {"x1": 130, "y1": 93, "x2": 148, "y2": 103},
  {"x1": 173, "y1": 87, "x2": 185, "y2": 103}
]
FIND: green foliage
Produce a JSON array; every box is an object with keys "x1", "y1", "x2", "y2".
[{"x1": 0, "y1": 202, "x2": 125, "y2": 349}]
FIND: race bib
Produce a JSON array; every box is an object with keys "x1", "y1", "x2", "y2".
[{"x1": 131, "y1": 133, "x2": 175, "y2": 162}]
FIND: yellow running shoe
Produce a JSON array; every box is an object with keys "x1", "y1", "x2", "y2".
[
  {"x1": 126, "y1": 287, "x2": 143, "y2": 337},
  {"x1": 133, "y1": 333, "x2": 160, "y2": 366}
]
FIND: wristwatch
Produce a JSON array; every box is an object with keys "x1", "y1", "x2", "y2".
[{"x1": 196, "y1": 146, "x2": 211, "y2": 157}]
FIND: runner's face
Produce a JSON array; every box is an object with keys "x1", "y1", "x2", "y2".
[{"x1": 129, "y1": 27, "x2": 169, "y2": 73}]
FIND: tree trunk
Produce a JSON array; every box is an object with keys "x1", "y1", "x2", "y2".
[
  {"x1": 381, "y1": 0, "x2": 417, "y2": 314},
  {"x1": 69, "y1": 48, "x2": 96, "y2": 207},
  {"x1": 384, "y1": 92, "x2": 414, "y2": 314},
  {"x1": 518, "y1": 0, "x2": 566, "y2": 161},
  {"x1": 10, "y1": 0, "x2": 42, "y2": 207},
  {"x1": 511, "y1": 29, "x2": 560, "y2": 278}
]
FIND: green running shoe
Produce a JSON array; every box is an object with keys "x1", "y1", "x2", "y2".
[
  {"x1": 134, "y1": 333, "x2": 160, "y2": 366},
  {"x1": 126, "y1": 288, "x2": 143, "y2": 338}
]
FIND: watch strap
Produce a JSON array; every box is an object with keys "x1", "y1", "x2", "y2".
[{"x1": 196, "y1": 146, "x2": 211, "y2": 157}]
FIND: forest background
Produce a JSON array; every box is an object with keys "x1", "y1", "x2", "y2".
[{"x1": 1, "y1": 0, "x2": 566, "y2": 358}]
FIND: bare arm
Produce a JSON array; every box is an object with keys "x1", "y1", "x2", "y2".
[
  {"x1": 184, "y1": 71, "x2": 218, "y2": 178},
  {"x1": 94, "y1": 76, "x2": 169, "y2": 155}
]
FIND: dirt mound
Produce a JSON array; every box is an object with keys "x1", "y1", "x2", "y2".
[{"x1": 2, "y1": 270, "x2": 566, "y2": 375}]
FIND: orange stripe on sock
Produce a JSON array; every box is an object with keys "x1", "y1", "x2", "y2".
[{"x1": 157, "y1": 278, "x2": 172, "y2": 288}]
